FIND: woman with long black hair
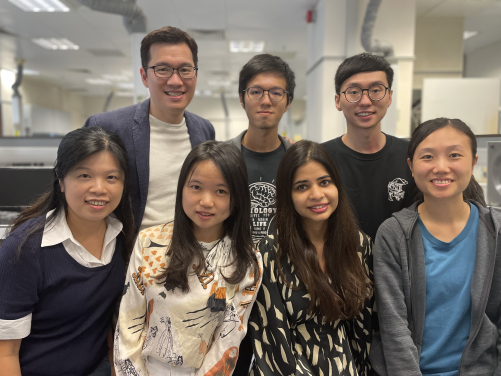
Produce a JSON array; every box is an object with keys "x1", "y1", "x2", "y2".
[
  {"x1": 0, "y1": 127, "x2": 135, "y2": 376},
  {"x1": 249, "y1": 140, "x2": 375, "y2": 376}
]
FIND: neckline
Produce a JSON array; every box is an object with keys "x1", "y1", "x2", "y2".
[{"x1": 335, "y1": 133, "x2": 393, "y2": 161}]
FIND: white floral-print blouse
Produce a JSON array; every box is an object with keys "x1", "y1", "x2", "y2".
[{"x1": 114, "y1": 222, "x2": 262, "y2": 376}]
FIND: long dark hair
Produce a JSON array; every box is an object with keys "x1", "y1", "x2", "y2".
[
  {"x1": 275, "y1": 140, "x2": 371, "y2": 321},
  {"x1": 8, "y1": 127, "x2": 136, "y2": 261},
  {"x1": 408, "y1": 117, "x2": 486, "y2": 206},
  {"x1": 158, "y1": 141, "x2": 259, "y2": 292}
]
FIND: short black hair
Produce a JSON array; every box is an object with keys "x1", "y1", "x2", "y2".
[
  {"x1": 334, "y1": 53, "x2": 393, "y2": 94},
  {"x1": 238, "y1": 54, "x2": 296, "y2": 107},
  {"x1": 141, "y1": 26, "x2": 198, "y2": 68}
]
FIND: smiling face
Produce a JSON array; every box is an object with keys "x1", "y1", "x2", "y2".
[
  {"x1": 408, "y1": 126, "x2": 478, "y2": 203},
  {"x1": 239, "y1": 72, "x2": 290, "y2": 131},
  {"x1": 335, "y1": 71, "x2": 392, "y2": 132},
  {"x1": 140, "y1": 42, "x2": 197, "y2": 124},
  {"x1": 60, "y1": 151, "x2": 124, "y2": 228},
  {"x1": 291, "y1": 160, "x2": 339, "y2": 229},
  {"x1": 182, "y1": 159, "x2": 231, "y2": 242}
]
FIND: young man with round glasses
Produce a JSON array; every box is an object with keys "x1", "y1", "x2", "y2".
[
  {"x1": 85, "y1": 26, "x2": 214, "y2": 232},
  {"x1": 229, "y1": 54, "x2": 295, "y2": 244},
  {"x1": 322, "y1": 53, "x2": 418, "y2": 242}
]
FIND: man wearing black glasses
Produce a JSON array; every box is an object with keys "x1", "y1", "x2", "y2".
[
  {"x1": 322, "y1": 53, "x2": 417, "y2": 242},
  {"x1": 85, "y1": 26, "x2": 214, "y2": 232},
  {"x1": 229, "y1": 54, "x2": 295, "y2": 244}
]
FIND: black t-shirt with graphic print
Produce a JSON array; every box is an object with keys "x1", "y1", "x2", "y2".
[
  {"x1": 322, "y1": 134, "x2": 419, "y2": 242},
  {"x1": 241, "y1": 143, "x2": 286, "y2": 243}
]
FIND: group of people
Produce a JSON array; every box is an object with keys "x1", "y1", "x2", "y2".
[{"x1": 0, "y1": 25, "x2": 499, "y2": 376}]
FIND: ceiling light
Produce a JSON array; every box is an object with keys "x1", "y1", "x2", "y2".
[
  {"x1": 9, "y1": 0, "x2": 69, "y2": 12},
  {"x1": 463, "y1": 31, "x2": 479, "y2": 40},
  {"x1": 229, "y1": 41, "x2": 265, "y2": 53},
  {"x1": 23, "y1": 69, "x2": 40, "y2": 75},
  {"x1": 117, "y1": 82, "x2": 134, "y2": 89},
  {"x1": 85, "y1": 78, "x2": 111, "y2": 85},
  {"x1": 115, "y1": 91, "x2": 133, "y2": 97},
  {"x1": 102, "y1": 74, "x2": 129, "y2": 82},
  {"x1": 32, "y1": 38, "x2": 79, "y2": 50},
  {"x1": 208, "y1": 79, "x2": 231, "y2": 87}
]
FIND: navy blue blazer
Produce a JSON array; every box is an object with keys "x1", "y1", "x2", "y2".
[{"x1": 84, "y1": 98, "x2": 215, "y2": 231}]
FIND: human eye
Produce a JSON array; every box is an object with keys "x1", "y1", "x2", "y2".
[
  {"x1": 320, "y1": 179, "x2": 331, "y2": 186},
  {"x1": 216, "y1": 189, "x2": 227, "y2": 194},
  {"x1": 155, "y1": 65, "x2": 172, "y2": 73},
  {"x1": 179, "y1": 67, "x2": 192, "y2": 73},
  {"x1": 450, "y1": 153, "x2": 462, "y2": 158},
  {"x1": 296, "y1": 184, "x2": 308, "y2": 191},
  {"x1": 270, "y1": 89, "x2": 283, "y2": 97},
  {"x1": 107, "y1": 174, "x2": 120, "y2": 180},
  {"x1": 79, "y1": 173, "x2": 91, "y2": 178},
  {"x1": 420, "y1": 154, "x2": 433, "y2": 160},
  {"x1": 190, "y1": 184, "x2": 201, "y2": 190},
  {"x1": 346, "y1": 87, "x2": 361, "y2": 95},
  {"x1": 249, "y1": 88, "x2": 262, "y2": 95}
]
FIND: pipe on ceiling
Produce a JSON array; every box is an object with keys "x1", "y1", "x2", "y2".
[
  {"x1": 77, "y1": 0, "x2": 146, "y2": 33},
  {"x1": 360, "y1": 0, "x2": 393, "y2": 57}
]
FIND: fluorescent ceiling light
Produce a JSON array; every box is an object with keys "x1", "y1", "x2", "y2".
[
  {"x1": 208, "y1": 79, "x2": 231, "y2": 87},
  {"x1": 23, "y1": 69, "x2": 40, "y2": 75},
  {"x1": 102, "y1": 74, "x2": 129, "y2": 82},
  {"x1": 463, "y1": 31, "x2": 479, "y2": 40},
  {"x1": 115, "y1": 91, "x2": 133, "y2": 97},
  {"x1": 85, "y1": 78, "x2": 111, "y2": 85},
  {"x1": 230, "y1": 41, "x2": 265, "y2": 53},
  {"x1": 32, "y1": 38, "x2": 79, "y2": 50},
  {"x1": 117, "y1": 82, "x2": 134, "y2": 89},
  {"x1": 9, "y1": 0, "x2": 69, "y2": 12}
]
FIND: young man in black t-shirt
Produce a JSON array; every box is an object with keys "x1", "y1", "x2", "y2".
[
  {"x1": 229, "y1": 54, "x2": 295, "y2": 244},
  {"x1": 229, "y1": 54, "x2": 295, "y2": 375},
  {"x1": 322, "y1": 53, "x2": 418, "y2": 242}
]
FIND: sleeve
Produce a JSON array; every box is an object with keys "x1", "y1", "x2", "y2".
[
  {"x1": 247, "y1": 239, "x2": 306, "y2": 376},
  {"x1": 196, "y1": 251, "x2": 263, "y2": 376},
  {"x1": 0, "y1": 233, "x2": 42, "y2": 340},
  {"x1": 373, "y1": 220, "x2": 421, "y2": 376},
  {"x1": 345, "y1": 232, "x2": 377, "y2": 376},
  {"x1": 113, "y1": 236, "x2": 149, "y2": 375}
]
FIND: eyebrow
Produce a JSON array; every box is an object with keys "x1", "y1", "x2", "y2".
[
  {"x1": 154, "y1": 62, "x2": 193, "y2": 67},
  {"x1": 418, "y1": 145, "x2": 466, "y2": 153},
  {"x1": 188, "y1": 179, "x2": 228, "y2": 187},
  {"x1": 345, "y1": 80, "x2": 386, "y2": 88},
  {"x1": 247, "y1": 85, "x2": 285, "y2": 90},
  {"x1": 73, "y1": 167, "x2": 121, "y2": 173},
  {"x1": 293, "y1": 175, "x2": 331, "y2": 186}
]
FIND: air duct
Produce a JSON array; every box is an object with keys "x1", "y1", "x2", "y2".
[
  {"x1": 77, "y1": 0, "x2": 146, "y2": 33},
  {"x1": 361, "y1": 0, "x2": 393, "y2": 57}
]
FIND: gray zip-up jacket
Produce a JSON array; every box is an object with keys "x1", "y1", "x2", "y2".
[{"x1": 370, "y1": 201, "x2": 501, "y2": 376}]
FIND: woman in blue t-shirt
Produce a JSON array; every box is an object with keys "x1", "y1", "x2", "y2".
[
  {"x1": 371, "y1": 118, "x2": 501, "y2": 376},
  {"x1": 0, "y1": 127, "x2": 135, "y2": 376}
]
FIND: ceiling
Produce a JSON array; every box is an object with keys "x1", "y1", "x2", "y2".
[{"x1": 0, "y1": 0, "x2": 499, "y2": 98}]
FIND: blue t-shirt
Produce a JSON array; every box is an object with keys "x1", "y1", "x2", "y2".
[{"x1": 419, "y1": 203, "x2": 479, "y2": 376}]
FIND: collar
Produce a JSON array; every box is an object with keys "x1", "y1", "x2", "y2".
[{"x1": 41, "y1": 208, "x2": 123, "y2": 248}]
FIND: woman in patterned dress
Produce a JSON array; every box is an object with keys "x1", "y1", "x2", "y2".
[
  {"x1": 114, "y1": 141, "x2": 263, "y2": 376},
  {"x1": 249, "y1": 140, "x2": 375, "y2": 376}
]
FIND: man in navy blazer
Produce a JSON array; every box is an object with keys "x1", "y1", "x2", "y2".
[{"x1": 84, "y1": 27, "x2": 214, "y2": 232}]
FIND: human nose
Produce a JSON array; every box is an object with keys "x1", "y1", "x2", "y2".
[
  {"x1": 199, "y1": 191, "x2": 214, "y2": 207},
  {"x1": 309, "y1": 184, "x2": 324, "y2": 200},
  {"x1": 433, "y1": 156, "x2": 450, "y2": 173},
  {"x1": 166, "y1": 70, "x2": 183, "y2": 85},
  {"x1": 260, "y1": 90, "x2": 273, "y2": 105},
  {"x1": 90, "y1": 177, "x2": 106, "y2": 194},
  {"x1": 358, "y1": 89, "x2": 372, "y2": 105}
]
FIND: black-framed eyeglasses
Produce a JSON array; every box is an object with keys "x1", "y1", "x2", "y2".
[
  {"x1": 243, "y1": 87, "x2": 288, "y2": 102},
  {"x1": 145, "y1": 65, "x2": 198, "y2": 79},
  {"x1": 341, "y1": 84, "x2": 389, "y2": 103}
]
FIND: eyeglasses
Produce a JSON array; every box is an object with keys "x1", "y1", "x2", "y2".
[
  {"x1": 341, "y1": 84, "x2": 389, "y2": 103},
  {"x1": 243, "y1": 87, "x2": 288, "y2": 102},
  {"x1": 145, "y1": 65, "x2": 198, "y2": 79}
]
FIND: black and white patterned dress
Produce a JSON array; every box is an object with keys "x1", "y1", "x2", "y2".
[{"x1": 248, "y1": 233, "x2": 375, "y2": 376}]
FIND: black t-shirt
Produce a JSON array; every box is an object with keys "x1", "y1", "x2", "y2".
[
  {"x1": 241, "y1": 143, "x2": 286, "y2": 243},
  {"x1": 322, "y1": 134, "x2": 419, "y2": 242}
]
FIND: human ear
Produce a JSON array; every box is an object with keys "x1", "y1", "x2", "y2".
[
  {"x1": 388, "y1": 89, "x2": 393, "y2": 107},
  {"x1": 140, "y1": 67, "x2": 149, "y2": 88},
  {"x1": 239, "y1": 93, "x2": 245, "y2": 109},
  {"x1": 335, "y1": 95, "x2": 342, "y2": 112},
  {"x1": 473, "y1": 154, "x2": 478, "y2": 169},
  {"x1": 59, "y1": 179, "x2": 65, "y2": 193},
  {"x1": 407, "y1": 158, "x2": 413, "y2": 176}
]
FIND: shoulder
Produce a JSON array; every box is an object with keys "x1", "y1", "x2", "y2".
[
  {"x1": 0, "y1": 216, "x2": 45, "y2": 262},
  {"x1": 138, "y1": 222, "x2": 174, "y2": 248},
  {"x1": 321, "y1": 136, "x2": 342, "y2": 152},
  {"x1": 227, "y1": 131, "x2": 246, "y2": 150},
  {"x1": 185, "y1": 111, "x2": 214, "y2": 130},
  {"x1": 84, "y1": 103, "x2": 141, "y2": 132},
  {"x1": 386, "y1": 134, "x2": 409, "y2": 154}
]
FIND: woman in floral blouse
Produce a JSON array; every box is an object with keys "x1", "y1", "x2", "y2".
[
  {"x1": 114, "y1": 141, "x2": 262, "y2": 376},
  {"x1": 249, "y1": 140, "x2": 375, "y2": 376}
]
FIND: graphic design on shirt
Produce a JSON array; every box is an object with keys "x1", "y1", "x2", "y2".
[
  {"x1": 205, "y1": 347, "x2": 239, "y2": 376},
  {"x1": 219, "y1": 305, "x2": 241, "y2": 338},
  {"x1": 114, "y1": 325, "x2": 140, "y2": 376},
  {"x1": 249, "y1": 181, "x2": 277, "y2": 242},
  {"x1": 388, "y1": 178, "x2": 408, "y2": 201},
  {"x1": 156, "y1": 316, "x2": 183, "y2": 365},
  {"x1": 143, "y1": 325, "x2": 158, "y2": 350}
]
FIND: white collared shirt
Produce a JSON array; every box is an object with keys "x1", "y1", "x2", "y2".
[
  {"x1": 41, "y1": 208, "x2": 123, "y2": 267},
  {"x1": 0, "y1": 209, "x2": 123, "y2": 339}
]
